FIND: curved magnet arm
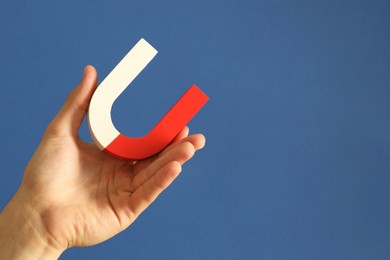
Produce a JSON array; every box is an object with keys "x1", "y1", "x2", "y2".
[{"x1": 88, "y1": 39, "x2": 208, "y2": 160}]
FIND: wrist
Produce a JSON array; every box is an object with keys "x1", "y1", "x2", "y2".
[{"x1": 0, "y1": 191, "x2": 64, "y2": 259}]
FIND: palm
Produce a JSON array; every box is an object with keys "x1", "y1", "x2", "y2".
[{"x1": 22, "y1": 126, "x2": 202, "y2": 249}]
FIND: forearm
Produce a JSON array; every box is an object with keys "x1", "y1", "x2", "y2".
[{"x1": 0, "y1": 192, "x2": 63, "y2": 260}]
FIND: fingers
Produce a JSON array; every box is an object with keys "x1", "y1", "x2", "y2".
[
  {"x1": 147, "y1": 141, "x2": 196, "y2": 175},
  {"x1": 130, "y1": 134, "x2": 205, "y2": 192},
  {"x1": 175, "y1": 132, "x2": 205, "y2": 150},
  {"x1": 128, "y1": 126, "x2": 191, "y2": 173},
  {"x1": 128, "y1": 161, "x2": 182, "y2": 217},
  {"x1": 158, "y1": 133, "x2": 206, "y2": 159},
  {"x1": 46, "y1": 65, "x2": 98, "y2": 138},
  {"x1": 169, "y1": 126, "x2": 189, "y2": 145},
  {"x1": 128, "y1": 133, "x2": 206, "y2": 218}
]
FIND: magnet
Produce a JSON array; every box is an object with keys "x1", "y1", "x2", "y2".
[{"x1": 88, "y1": 38, "x2": 208, "y2": 160}]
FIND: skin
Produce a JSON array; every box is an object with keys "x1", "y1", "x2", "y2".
[{"x1": 0, "y1": 65, "x2": 206, "y2": 259}]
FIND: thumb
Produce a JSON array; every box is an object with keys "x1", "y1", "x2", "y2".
[{"x1": 46, "y1": 65, "x2": 98, "y2": 138}]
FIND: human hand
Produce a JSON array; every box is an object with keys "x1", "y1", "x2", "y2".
[{"x1": 0, "y1": 66, "x2": 205, "y2": 259}]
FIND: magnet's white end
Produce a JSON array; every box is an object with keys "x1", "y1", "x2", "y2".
[{"x1": 88, "y1": 38, "x2": 158, "y2": 150}]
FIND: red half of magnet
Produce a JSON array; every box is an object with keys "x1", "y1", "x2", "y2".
[{"x1": 103, "y1": 85, "x2": 209, "y2": 160}]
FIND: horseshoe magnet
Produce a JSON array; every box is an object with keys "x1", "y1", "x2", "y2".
[{"x1": 87, "y1": 38, "x2": 209, "y2": 160}]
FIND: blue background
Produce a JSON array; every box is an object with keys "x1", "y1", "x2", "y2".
[{"x1": 1, "y1": 0, "x2": 390, "y2": 259}]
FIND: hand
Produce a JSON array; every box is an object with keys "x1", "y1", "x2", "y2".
[{"x1": 0, "y1": 66, "x2": 205, "y2": 259}]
